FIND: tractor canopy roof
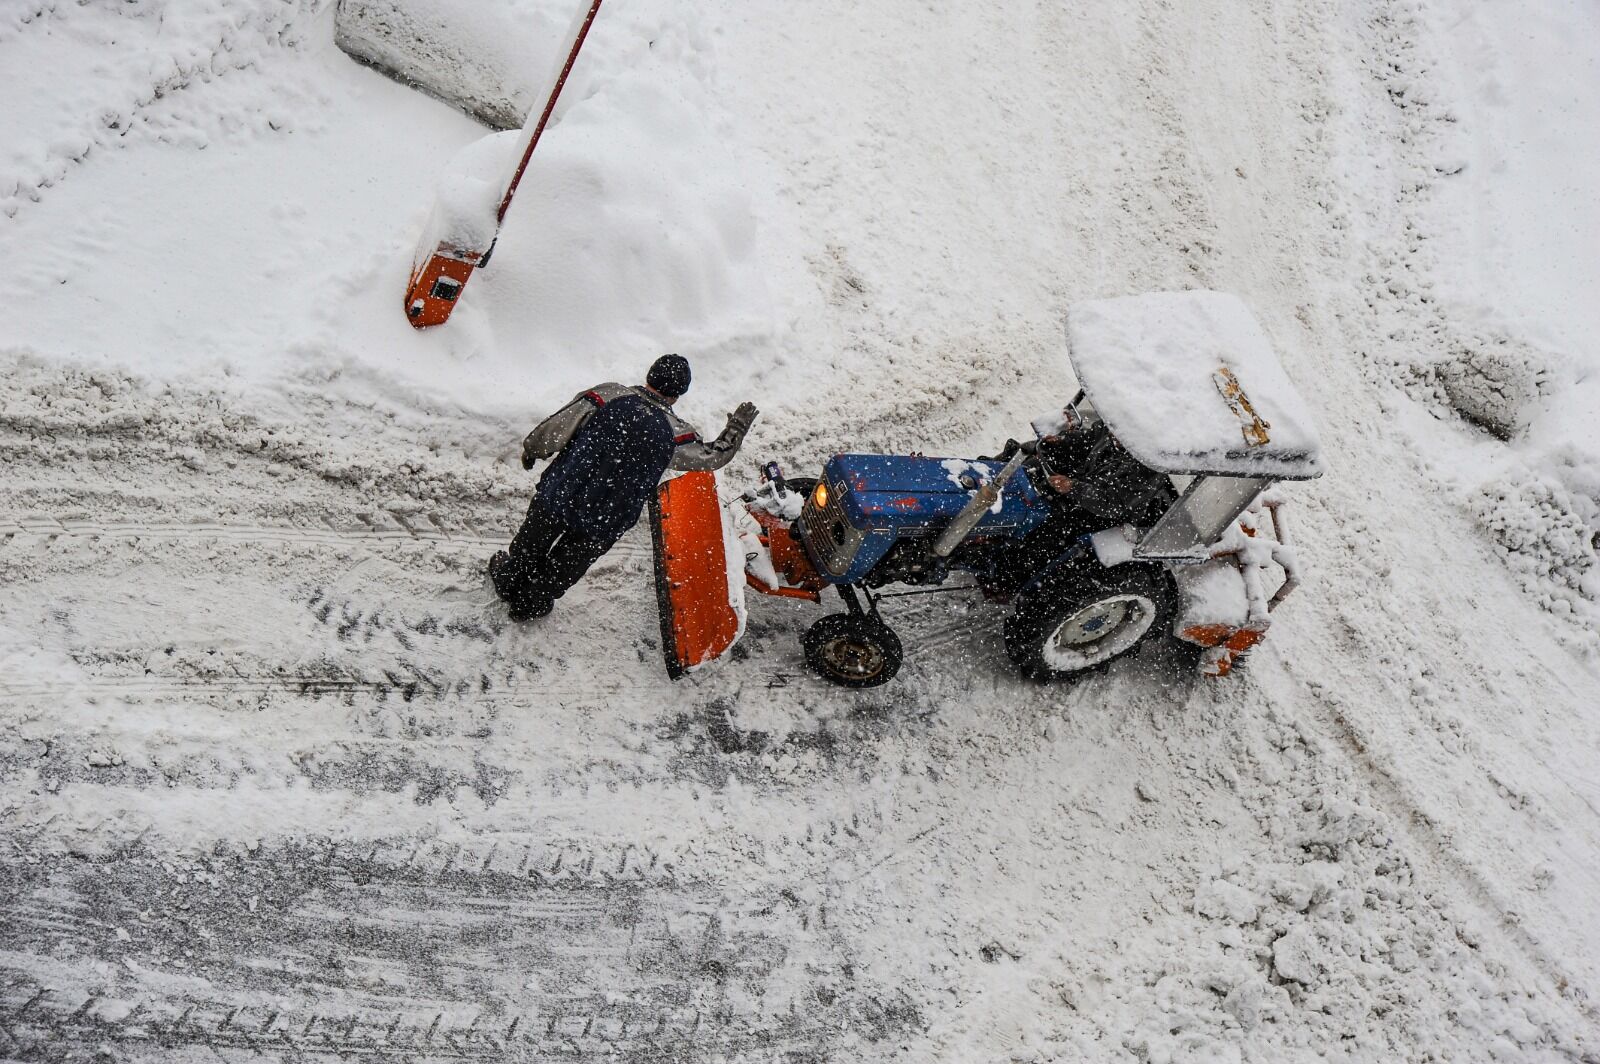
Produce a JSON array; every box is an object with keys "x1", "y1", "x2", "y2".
[{"x1": 1064, "y1": 291, "x2": 1324, "y2": 480}]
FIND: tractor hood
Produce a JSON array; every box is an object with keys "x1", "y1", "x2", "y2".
[
  {"x1": 1064, "y1": 291, "x2": 1325, "y2": 480},
  {"x1": 824, "y1": 454, "x2": 1047, "y2": 530}
]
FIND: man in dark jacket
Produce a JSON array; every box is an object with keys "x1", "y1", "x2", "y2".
[{"x1": 489, "y1": 354, "x2": 759, "y2": 620}]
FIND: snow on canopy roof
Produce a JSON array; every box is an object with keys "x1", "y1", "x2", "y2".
[{"x1": 1064, "y1": 291, "x2": 1325, "y2": 480}]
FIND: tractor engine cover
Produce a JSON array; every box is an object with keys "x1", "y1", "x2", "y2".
[{"x1": 797, "y1": 455, "x2": 1050, "y2": 585}]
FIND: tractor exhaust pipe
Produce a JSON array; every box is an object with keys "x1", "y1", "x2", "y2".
[{"x1": 932, "y1": 450, "x2": 1029, "y2": 558}]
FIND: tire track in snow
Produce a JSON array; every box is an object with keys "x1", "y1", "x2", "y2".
[
  {"x1": 0, "y1": 516, "x2": 658, "y2": 560},
  {"x1": 1, "y1": 516, "x2": 491, "y2": 552},
  {"x1": 0, "y1": 673, "x2": 673, "y2": 706},
  {"x1": 0, "y1": 835, "x2": 914, "y2": 1062},
  {"x1": 1283, "y1": 659, "x2": 1600, "y2": 1026}
]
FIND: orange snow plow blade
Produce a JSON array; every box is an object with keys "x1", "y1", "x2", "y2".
[{"x1": 649, "y1": 471, "x2": 741, "y2": 679}]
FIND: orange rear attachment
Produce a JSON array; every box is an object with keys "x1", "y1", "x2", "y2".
[
  {"x1": 1174, "y1": 496, "x2": 1301, "y2": 678},
  {"x1": 1189, "y1": 625, "x2": 1268, "y2": 677},
  {"x1": 649, "y1": 471, "x2": 742, "y2": 679},
  {"x1": 1179, "y1": 623, "x2": 1236, "y2": 649}
]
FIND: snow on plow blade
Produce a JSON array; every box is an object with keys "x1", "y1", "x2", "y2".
[{"x1": 649, "y1": 472, "x2": 746, "y2": 679}]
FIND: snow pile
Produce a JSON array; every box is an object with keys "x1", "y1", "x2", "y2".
[
  {"x1": 0, "y1": 0, "x2": 781, "y2": 425},
  {"x1": 1432, "y1": 339, "x2": 1555, "y2": 442},
  {"x1": 434, "y1": 49, "x2": 776, "y2": 402},
  {"x1": 412, "y1": 129, "x2": 519, "y2": 257},
  {"x1": 1346, "y1": 0, "x2": 1600, "y2": 630},
  {"x1": 1392, "y1": 328, "x2": 1598, "y2": 632},
  {"x1": 330, "y1": 0, "x2": 783, "y2": 414},
  {"x1": 1474, "y1": 474, "x2": 1600, "y2": 620},
  {"x1": 335, "y1": 0, "x2": 581, "y2": 130}
]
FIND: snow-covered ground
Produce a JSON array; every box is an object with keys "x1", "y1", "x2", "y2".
[{"x1": 2, "y1": 0, "x2": 1597, "y2": 1061}]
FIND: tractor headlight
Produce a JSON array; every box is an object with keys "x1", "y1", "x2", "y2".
[{"x1": 800, "y1": 478, "x2": 867, "y2": 579}]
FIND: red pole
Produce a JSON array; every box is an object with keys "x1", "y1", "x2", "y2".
[{"x1": 498, "y1": 0, "x2": 604, "y2": 224}]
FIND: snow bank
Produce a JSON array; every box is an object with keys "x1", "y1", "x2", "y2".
[
  {"x1": 441, "y1": 61, "x2": 776, "y2": 405},
  {"x1": 1474, "y1": 473, "x2": 1600, "y2": 617},
  {"x1": 416, "y1": 129, "x2": 519, "y2": 258},
  {"x1": 335, "y1": 0, "x2": 581, "y2": 130},
  {"x1": 1385, "y1": 0, "x2": 1600, "y2": 627},
  {"x1": 336, "y1": 0, "x2": 782, "y2": 417},
  {"x1": 0, "y1": 0, "x2": 783, "y2": 427},
  {"x1": 1434, "y1": 338, "x2": 1555, "y2": 441}
]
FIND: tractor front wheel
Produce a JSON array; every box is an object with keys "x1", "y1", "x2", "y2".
[
  {"x1": 1005, "y1": 566, "x2": 1174, "y2": 682},
  {"x1": 802, "y1": 613, "x2": 903, "y2": 688}
]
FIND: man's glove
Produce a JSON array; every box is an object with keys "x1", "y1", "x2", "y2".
[
  {"x1": 521, "y1": 433, "x2": 538, "y2": 470},
  {"x1": 727, "y1": 401, "x2": 759, "y2": 434}
]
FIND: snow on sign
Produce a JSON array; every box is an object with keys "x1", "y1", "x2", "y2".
[
  {"x1": 401, "y1": 0, "x2": 604, "y2": 328},
  {"x1": 1065, "y1": 291, "x2": 1325, "y2": 479}
]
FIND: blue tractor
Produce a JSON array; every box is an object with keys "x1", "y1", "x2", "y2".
[{"x1": 651, "y1": 291, "x2": 1324, "y2": 688}]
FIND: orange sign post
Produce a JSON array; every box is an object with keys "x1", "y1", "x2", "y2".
[{"x1": 403, "y1": 0, "x2": 604, "y2": 328}]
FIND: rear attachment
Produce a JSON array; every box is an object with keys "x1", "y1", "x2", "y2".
[
  {"x1": 649, "y1": 472, "x2": 745, "y2": 679},
  {"x1": 1172, "y1": 496, "x2": 1301, "y2": 676}
]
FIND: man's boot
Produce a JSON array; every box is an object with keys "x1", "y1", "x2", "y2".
[
  {"x1": 487, "y1": 550, "x2": 514, "y2": 601},
  {"x1": 508, "y1": 588, "x2": 554, "y2": 622}
]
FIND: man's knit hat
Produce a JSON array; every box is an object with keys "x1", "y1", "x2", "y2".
[{"x1": 646, "y1": 353, "x2": 691, "y2": 399}]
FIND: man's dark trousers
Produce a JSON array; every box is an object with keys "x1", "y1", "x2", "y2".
[
  {"x1": 496, "y1": 390, "x2": 675, "y2": 618},
  {"x1": 496, "y1": 498, "x2": 614, "y2": 616}
]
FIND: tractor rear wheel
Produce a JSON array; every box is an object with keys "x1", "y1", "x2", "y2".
[
  {"x1": 1005, "y1": 565, "x2": 1174, "y2": 682},
  {"x1": 802, "y1": 613, "x2": 903, "y2": 688}
]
